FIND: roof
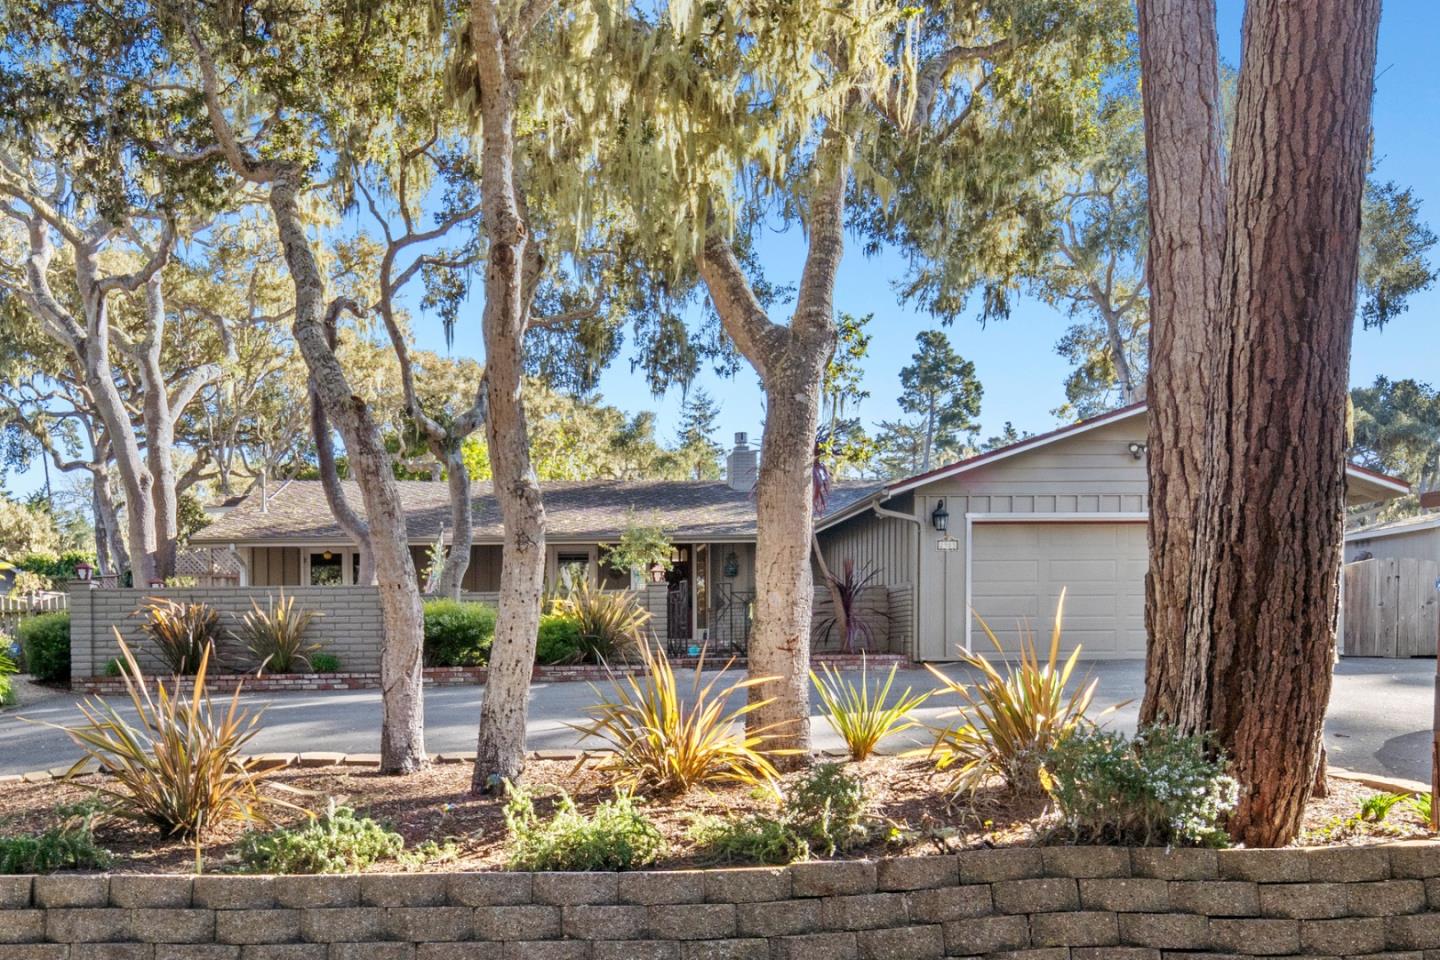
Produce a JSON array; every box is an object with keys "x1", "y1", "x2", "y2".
[
  {"x1": 816, "y1": 402, "x2": 1411, "y2": 531},
  {"x1": 1345, "y1": 512, "x2": 1440, "y2": 543},
  {"x1": 191, "y1": 478, "x2": 882, "y2": 546}
]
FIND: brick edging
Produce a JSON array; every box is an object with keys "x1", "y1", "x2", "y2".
[
  {"x1": 72, "y1": 654, "x2": 912, "y2": 696},
  {"x1": 4, "y1": 844, "x2": 1440, "y2": 959}
]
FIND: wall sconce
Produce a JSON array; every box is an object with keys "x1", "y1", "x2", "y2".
[
  {"x1": 931, "y1": 499, "x2": 949, "y2": 532},
  {"x1": 723, "y1": 551, "x2": 740, "y2": 578},
  {"x1": 1128, "y1": 442, "x2": 1148, "y2": 460}
]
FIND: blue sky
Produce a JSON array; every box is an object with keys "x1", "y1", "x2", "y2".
[{"x1": 10, "y1": 1, "x2": 1438, "y2": 497}]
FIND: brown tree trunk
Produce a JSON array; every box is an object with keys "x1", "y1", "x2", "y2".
[
  {"x1": 435, "y1": 446, "x2": 473, "y2": 600},
  {"x1": 695, "y1": 136, "x2": 849, "y2": 763},
  {"x1": 1136, "y1": 0, "x2": 1228, "y2": 732},
  {"x1": 1188, "y1": 0, "x2": 1380, "y2": 847},
  {"x1": 469, "y1": 0, "x2": 548, "y2": 792},
  {"x1": 309, "y1": 384, "x2": 376, "y2": 585}
]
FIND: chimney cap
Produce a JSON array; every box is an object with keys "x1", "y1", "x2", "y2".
[{"x1": 734, "y1": 431, "x2": 749, "y2": 446}]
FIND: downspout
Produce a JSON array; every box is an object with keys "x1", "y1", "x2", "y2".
[{"x1": 871, "y1": 496, "x2": 924, "y2": 661}]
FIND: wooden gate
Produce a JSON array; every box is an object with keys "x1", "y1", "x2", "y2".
[{"x1": 1343, "y1": 557, "x2": 1440, "y2": 657}]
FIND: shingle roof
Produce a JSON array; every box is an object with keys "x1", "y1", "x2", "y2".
[{"x1": 190, "y1": 479, "x2": 882, "y2": 546}]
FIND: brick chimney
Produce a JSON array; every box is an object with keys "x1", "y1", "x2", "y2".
[{"x1": 726, "y1": 432, "x2": 757, "y2": 492}]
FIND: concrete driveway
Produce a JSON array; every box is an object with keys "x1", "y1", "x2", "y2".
[{"x1": 1, "y1": 658, "x2": 1433, "y2": 782}]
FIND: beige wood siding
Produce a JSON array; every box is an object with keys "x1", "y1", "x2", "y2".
[
  {"x1": 970, "y1": 522, "x2": 1148, "y2": 659},
  {"x1": 817, "y1": 494, "x2": 916, "y2": 586},
  {"x1": 1346, "y1": 527, "x2": 1440, "y2": 563},
  {"x1": 247, "y1": 547, "x2": 301, "y2": 586}
]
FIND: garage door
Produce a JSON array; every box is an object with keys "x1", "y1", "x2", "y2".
[{"x1": 969, "y1": 522, "x2": 1147, "y2": 659}]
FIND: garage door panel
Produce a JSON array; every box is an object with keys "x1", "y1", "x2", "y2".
[{"x1": 970, "y1": 521, "x2": 1147, "y2": 659}]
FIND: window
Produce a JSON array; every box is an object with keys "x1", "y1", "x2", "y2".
[
  {"x1": 556, "y1": 552, "x2": 590, "y2": 593},
  {"x1": 309, "y1": 551, "x2": 343, "y2": 586}
]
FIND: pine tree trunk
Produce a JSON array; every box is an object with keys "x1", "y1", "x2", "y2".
[
  {"x1": 1136, "y1": 0, "x2": 1228, "y2": 732},
  {"x1": 469, "y1": 0, "x2": 547, "y2": 792},
  {"x1": 272, "y1": 175, "x2": 427, "y2": 774},
  {"x1": 1188, "y1": 0, "x2": 1380, "y2": 847}
]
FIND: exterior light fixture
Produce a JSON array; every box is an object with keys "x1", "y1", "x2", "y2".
[
  {"x1": 648, "y1": 561, "x2": 667, "y2": 584},
  {"x1": 1128, "y1": 442, "x2": 1148, "y2": 460},
  {"x1": 723, "y1": 551, "x2": 740, "y2": 578},
  {"x1": 931, "y1": 499, "x2": 949, "y2": 532},
  {"x1": 74, "y1": 560, "x2": 93, "y2": 582}
]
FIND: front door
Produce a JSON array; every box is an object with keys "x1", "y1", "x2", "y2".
[{"x1": 665, "y1": 545, "x2": 693, "y2": 651}]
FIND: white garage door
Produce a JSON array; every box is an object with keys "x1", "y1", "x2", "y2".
[{"x1": 969, "y1": 521, "x2": 1147, "y2": 659}]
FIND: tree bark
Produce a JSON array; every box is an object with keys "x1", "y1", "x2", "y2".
[
  {"x1": 434, "y1": 446, "x2": 473, "y2": 600},
  {"x1": 695, "y1": 136, "x2": 849, "y2": 764},
  {"x1": 309, "y1": 383, "x2": 376, "y2": 585},
  {"x1": 1187, "y1": 0, "x2": 1380, "y2": 847},
  {"x1": 1136, "y1": 0, "x2": 1228, "y2": 732},
  {"x1": 469, "y1": 0, "x2": 548, "y2": 792},
  {"x1": 270, "y1": 174, "x2": 427, "y2": 773}
]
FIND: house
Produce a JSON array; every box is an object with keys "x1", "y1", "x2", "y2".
[
  {"x1": 814, "y1": 402, "x2": 1409, "y2": 661},
  {"x1": 1345, "y1": 513, "x2": 1440, "y2": 563},
  {"x1": 1342, "y1": 512, "x2": 1440, "y2": 658},
  {"x1": 192, "y1": 406, "x2": 1409, "y2": 663},
  {"x1": 189, "y1": 434, "x2": 884, "y2": 654}
]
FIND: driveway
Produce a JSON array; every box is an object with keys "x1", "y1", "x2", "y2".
[{"x1": 1, "y1": 658, "x2": 1433, "y2": 783}]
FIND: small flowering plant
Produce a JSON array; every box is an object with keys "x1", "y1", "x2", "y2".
[{"x1": 1040, "y1": 723, "x2": 1238, "y2": 847}]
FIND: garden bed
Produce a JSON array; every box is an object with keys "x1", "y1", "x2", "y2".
[{"x1": 0, "y1": 757, "x2": 1430, "y2": 875}]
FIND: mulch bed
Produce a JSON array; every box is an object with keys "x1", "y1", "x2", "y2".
[{"x1": 0, "y1": 758, "x2": 1430, "y2": 874}]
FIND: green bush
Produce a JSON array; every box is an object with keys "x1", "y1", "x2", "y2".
[
  {"x1": 1041, "y1": 724, "x2": 1238, "y2": 847},
  {"x1": 13, "y1": 551, "x2": 94, "y2": 582},
  {"x1": 238, "y1": 802, "x2": 454, "y2": 873},
  {"x1": 504, "y1": 782, "x2": 664, "y2": 871},
  {"x1": 19, "y1": 612, "x2": 70, "y2": 682},
  {"x1": 104, "y1": 658, "x2": 123, "y2": 678},
  {"x1": 535, "y1": 613, "x2": 583, "y2": 665},
  {"x1": 691, "y1": 763, "x2": 871, "y2": 864},
  {"x1": 422, "y1": 599, "x2": 497, "y2": 667},
  {"x1": 0, "y1": 800, "x2": 112, "y2": 873},
  {"x1": 0, "y1": 650, "x2": 15, "y2": 707},
  {"x1": 310, "y1": 653, "x2": 341, "y2": 673}
]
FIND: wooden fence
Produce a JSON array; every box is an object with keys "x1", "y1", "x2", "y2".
[
  {"x1": 0, "y1": 590, "x2": 69, "y2": 641},
  {"x1": 1343, "y1": 557, "x2": 1440, "y2": 657}
]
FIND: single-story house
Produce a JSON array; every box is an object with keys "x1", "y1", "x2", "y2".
[
  {"x1": 192, "y1": 405, "x2": 1409, "y2": 662},
  {"x1": 1345, "y1": 513, "x2": 1440, "y2": 563},
  {"x1": 814, "y1": 402, "x2": 1408, "y2": 660}
]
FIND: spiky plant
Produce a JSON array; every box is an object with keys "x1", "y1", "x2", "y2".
[
  {"x1": 234, "y1": 591, "x2": 323, "y2": 673},
  {"x1": 44, "y1": 633, "x2": 301, "y2": 841},
  {"x1": 925, "y1": 589, "x2": 1123, "y2": 795},
  {"x1": 811, "y1": 657, "x2": 931, "y2": 761},
  {"x1": 137, "y1": 597, "x2": 224, "y2": 675},
  {"x1": 571, "y1": 641, "x2": 793, "y2": 793},
  {"x1": 550, "y1": 581, "x2": 651, "y2": 662},
  {"x1": 815, "y1": 559, "x2": 889, "y2": 653}
]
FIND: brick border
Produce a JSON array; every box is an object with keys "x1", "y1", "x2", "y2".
[
  {"x1": 72, "y1": 654, "x2": 911, "y2": 696},
  {"x1": 4, "y1": 844, "x2": 1440, "y2": 959}
]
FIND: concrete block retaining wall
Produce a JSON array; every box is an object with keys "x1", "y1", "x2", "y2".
[{"x1": 6, "y1": 845, "x2": 1440, "y2": 958}]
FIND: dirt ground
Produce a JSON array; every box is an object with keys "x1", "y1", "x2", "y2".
[{"x1": 0, "y1": 756, "x2": 1430, "y2": 874}]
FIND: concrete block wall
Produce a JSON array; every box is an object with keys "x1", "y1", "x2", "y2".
[
  {"x1": 69, "y1": 587, "x2": 389, "y2": 678},
  {"x1": 6, "y1": 844, "x2": 1440, "y2": 958}
]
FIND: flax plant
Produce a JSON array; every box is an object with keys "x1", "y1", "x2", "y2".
[
  {"x1": 925, "y1": 589, "x2": 1122, "y2": 795},
  {"x1": 45, "y1": 633, "x2": 301, "y2": 843},
  {"x1": 811, "y1": 657, "x2": 931, "y2": 761},
  {"x1": 234, "y1": 591, "x2": 323, "y2": 673},
  {"x1": 571, "y1": 642, "x2": 793, "y2": 794}
]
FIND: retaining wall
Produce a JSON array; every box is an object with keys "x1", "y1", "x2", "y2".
[{"x1": 6, "y1": 845, "x2": 1440, "y2": 959}]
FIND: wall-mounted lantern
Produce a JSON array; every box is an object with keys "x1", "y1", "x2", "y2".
[
  {"x1": 931, "y1": 499, "x2": 950, "y2": 533},
  {"x1": 648, "y1": 561, "x2": 668, "y2": 584},
  {"x1": 74, "y1": 560, "x2": 93, "y2": 582},
  {"x1": 723, "y1": 551, "x2": 740, "y2": 578}
]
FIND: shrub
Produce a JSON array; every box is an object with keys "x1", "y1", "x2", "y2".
[
  {"x1": 574, "y1": 643, "x2": 790, "y2": 794},
  {"x1": 536, "y1": 613, "x2": 583, "y2": 664},
  {"x1": 549, "y1": 582, "x2": 651, "y2": 662},
  {"x1": 0, "y1": 800, "x2": 112, "y2": 873},
  {"x1": 50, "y1": 634, "x2": 298, "y2": 840},
  {"x1": 503, "y1": 782, "x2": 664, "y2": 871},
  {"x1": 19, "y1": 611, "x2": 70, "y2": 683},
  {"x1": 925, "y1": 589, "x2": 1117, "y2": 795},
  {"x1": 815, "y1": 560, "x2": 887, "y2": 653},
  {"x1": 13, "y1": 551, "x2": 93, "y2": 582},
  {"x1": 422, "y1": 599, "x2": 497, "y2": 667},
  {"x1": 310, "y1": 653, "x2": 341, "y2": 673},
  {"x1": 104, "y1": 658, "x2": 123, "y2": 678},
  {"x1": 234, "y1": 592, "x2": 323, "y2": 673},
  {"x1": 812, "y1": 658, "x2": 930, "y2": 761},
  {"x1": 0, "y1": 650, "x2": 15, "y2": 707},
  {"x1": 691, "y1": 764, "x2": 870, "y2": 864},
  {"x1": 237, "y1": 801, "x2": 454, "y2": 873},
  {"x1": 1041, "y1": 724, "x2": 1238, "y2": 847},
  {"x1": 138, "y1": 597, "x2": 224, "y2": 675},
  {"x1": 11, "y1": 569, "x2": 52, "y2": 595}
]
